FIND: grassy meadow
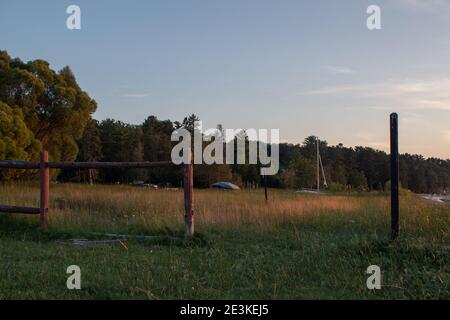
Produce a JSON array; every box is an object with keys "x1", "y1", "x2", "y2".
[{"x1": 0, "y1": 183, "x2": 448, "y2": 299}]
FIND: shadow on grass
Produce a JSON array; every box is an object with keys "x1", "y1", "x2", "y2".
[{"x1": 0, "y1": 215, "x2": 211, "y2": 248}]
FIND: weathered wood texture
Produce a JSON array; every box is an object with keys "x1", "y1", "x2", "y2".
[
  {"x1": 390, "y1": 113, "x2": 400, "y2": 240},
  {"x1": 40, "y1": 151, "x2": 49, "y2": 228},
  {"x1": 0, "y1": 160, "x2": 176, "y2": 169},
  {"x1": 0, "y1": 205, "x2": 40, "y2": 214},
  {"x1": 183, "y1": 150, "x2": 194, "y2": 236},
  {"x1": 0, "y1": 151, "x2": 192, "y2": 234}
]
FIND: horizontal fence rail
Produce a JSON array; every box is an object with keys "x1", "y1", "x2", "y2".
[
  {"x1": 0, "y1": 161, "x2": 40, "y2": 169},
  {"x1": 0, "y1": 160, "x2": 177, "y2": 170},
  {"x1": 0, "y1": 151, "x2": 195, "y2": 235},
  {"x1": 49, "y1": 160, "x2": 176, "y2": 169},
  {"x1": 0, "y1": 205, "x2": 40, "y2": 214}
]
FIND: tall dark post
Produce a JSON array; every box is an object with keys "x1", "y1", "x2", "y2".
[
  {"x1": 390, "y1": 113, "x2": 399, "y2": 240},
  {"x1": 184, "y1": 149, "x2": 194, "y2": 236},
  {"x1": 40, "y1": 150, "x2": 49, "y2": 228},
  {"x1": 264, "y1": 174, "x2": 268, "y2": 203}
]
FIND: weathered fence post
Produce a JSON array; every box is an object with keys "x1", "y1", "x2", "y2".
[
  {"x1": 184, "y1": 149, "x2": 194, "y2": 236},
  {"x1": 264, "y1": 174, "x2": 268, "y2": 203},
  {"x1": 1, "y1": 156, "x2": 187, "y2": 229},
  {"x1": 40, "y1": 150, "x2": 49, "y2": 228},
  {"x1": 390, "y1": 113, "x2": 399, "y2": 240}
]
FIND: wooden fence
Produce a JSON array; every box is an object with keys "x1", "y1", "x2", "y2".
[
  {"x1": 0, "y1": 114, "x2": 401, "y2": 239},
  {"x1": 0, "y1": 150, "x2": 195, "y2": 236}
]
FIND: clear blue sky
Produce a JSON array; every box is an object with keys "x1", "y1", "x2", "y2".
[{"x1": 1, "y1": 0, "x2": 449, "y2": 158}]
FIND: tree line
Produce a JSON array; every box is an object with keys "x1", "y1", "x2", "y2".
[
  {"x1": 63, "y1": 117, "x2": 450, "y2": 194},
  {"x1": 1, "y1": 51, "x2": 449, "y2": 193}
]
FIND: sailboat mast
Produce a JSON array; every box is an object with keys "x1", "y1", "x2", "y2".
[{"x1": 317, "y1": 137, "x2": 320, "y2": 192}]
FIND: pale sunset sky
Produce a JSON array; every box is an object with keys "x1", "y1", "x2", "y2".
[{"x1": 1, "y1": 0, "x2": 449, "y2": 158}]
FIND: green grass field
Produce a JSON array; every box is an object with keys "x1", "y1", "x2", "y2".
[{"x1": 0, "y1": 183, "x2": 448, "y2": 299}]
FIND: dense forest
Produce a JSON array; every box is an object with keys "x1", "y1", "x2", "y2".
[{"x1": 1, "y1": 51, "x2": 449, "y2": 193}]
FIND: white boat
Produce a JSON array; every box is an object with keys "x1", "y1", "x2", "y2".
[
  {"x1": 419, "y1": 194, "x2": 448, "y2": 203},
  {"x1": 296, "y1": 188, "x2": 323, "y2": 194}
]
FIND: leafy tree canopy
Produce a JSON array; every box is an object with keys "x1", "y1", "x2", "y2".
[{"x1": 0, "y1": 51, "x2": 96, "y2": 163}]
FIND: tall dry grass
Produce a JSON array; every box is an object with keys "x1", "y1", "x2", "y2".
[
  {"x1": 0, "y1": 183, "x2": 369, "y2": 232},
  {"x1": 0, "y1": 182, "x2": 447, "y2": 299}
]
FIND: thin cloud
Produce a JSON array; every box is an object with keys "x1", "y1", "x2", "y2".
[
  {"x1": 122, "y1": 93, "x2": 150, "y2": 98},
  {"x1": 303, "y1": 85, "x2": 361, "y2": 95},
  {"x1": 400, "y1": 112, "x2": 425, "y2": 124},
  {"x1": 354, "y1": 133, "x2": 389, "y2": 151},
  {"x1": 396, "y1": 0, "x2": 450, "y2": 19},
  {"x1": 398, "y1": 0, "x2": 450, "y2": 11},
  {"x1": 301, "y1": 78, "x2": 450, "y2": 111},
  {"x1": 324, "y1": 65, "x2": 355, "y2": 75},
  {"x1": 417, "y1": 99, "x2": 450, "y2": 110},
  {"x1": 443, "y1": 130, "x2": 450, "y2": 142}
]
